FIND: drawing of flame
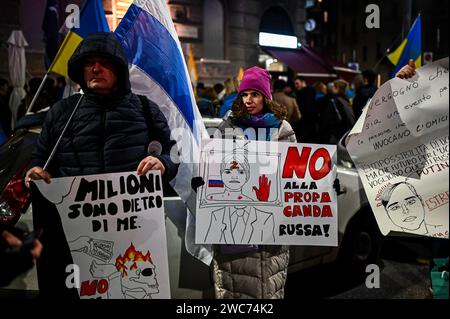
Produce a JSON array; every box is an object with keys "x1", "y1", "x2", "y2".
[{"x1": 115, "y1": 243, "x2": 153, "y2": 277}]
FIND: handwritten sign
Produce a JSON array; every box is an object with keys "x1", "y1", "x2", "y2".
[
  {"x1": 195, "y1": 139, "x2": 338, "y2": 246},
  {"x1": 347, "y1": 58, "x2": 449, "y2": 238},
  {"x1": 32, "y1": 171, "x2": 170, "y2": 299}
]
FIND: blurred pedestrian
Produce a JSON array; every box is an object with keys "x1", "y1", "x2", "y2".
[
  {"x1": 294, "y1": 76, "x2": 318, "y2": 143},
  {"x1": 284, "y1": 80, "x2": 296, "y2": 98},
  {"x1": 315, "y1": 80, "x2": 354, "y2": 144},
  {"x1": 218, "y1": 77, "x2": 238, "y2": 118},
  {"x1": 332, "y1": 79, "x2": 355, "y2": 125},
  {"x1": 54, "y1": 76, "x2": 66, "y2": 101},
  {"x1": 214, "y1": 83, "x2": 226, "y2": 101},
  {"x1": 352, "y1": 69, "x2": 377, "y2": 120},
  {"x1": 272, "y1": 79, "x2": 301, "y2": 127},
  {"x1": 0, "y1": 77, "x2": 12, "y2": 138},
  {"x1": 196, "y1": 86, "x2": 217, "y2": 117},
  {"x1": 18, "y1": 77, "x2": 55, "y2": 120}
]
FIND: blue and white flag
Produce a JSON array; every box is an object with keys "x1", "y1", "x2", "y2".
[{"x1": 114, "y1": 0, "x2": 212, "y2": 265}]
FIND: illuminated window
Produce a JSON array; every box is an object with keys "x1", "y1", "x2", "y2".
[{"x1": 104, "y1": 0, "x2": 133, "y2": 30}]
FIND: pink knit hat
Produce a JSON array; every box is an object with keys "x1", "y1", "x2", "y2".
[{"x1": 238, "y1": 66, "x2": 272, "y2": 100}]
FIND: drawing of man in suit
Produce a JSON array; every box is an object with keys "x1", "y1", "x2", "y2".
[{"x1": 204, "y1": 152, "x2": 275, "y2": 244}]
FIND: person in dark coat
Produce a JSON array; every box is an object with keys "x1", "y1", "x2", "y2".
[
  {"x1": 294, "y1": 76, "x2": 318, "y2": 143},
  {"x1": 23, "y1": 32, "x2": 179, "y2": 298},
  {"x1": 352, "y1": 69, "x2": 377, "y2": 120},
  {"x1": 315, "y1": 81, "x2": 353, "y2": 145},
  {"x1": 25, "y1": 32, "x2": 178, "y2": 186},
  {"x1": 0, "y1": 225, "x2": 42, "y2": 287},
  {"x1": 0, "y1": 78, "x2": 12, "y2": 139}
]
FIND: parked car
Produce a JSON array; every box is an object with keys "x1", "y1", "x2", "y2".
[{"x1": 1, "y1": 115, "x2": 383, "y2": 298}]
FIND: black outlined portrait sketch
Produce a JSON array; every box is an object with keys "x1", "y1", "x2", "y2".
[
  {"x1": 208, "y1": 152, "x2": 253, "y2": 201},
  {"x1": 204, "y1": 151, "x2": 275, "y2": 244},
  {"x1": 199, "y1": 142, "x2": 283, "y2": 208},
  {"x1": 381, "y1": 181, "x2": 442, "y2": 235}
]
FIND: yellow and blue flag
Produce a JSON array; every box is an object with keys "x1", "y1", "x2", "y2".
[
  {"x1": 387, "y1": 15, "x2": 422, "y2": 76},
  {"x1": 48, "y1": 0, "x2": 109, "y2": 77}
]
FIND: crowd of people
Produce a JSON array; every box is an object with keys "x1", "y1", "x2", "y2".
[
  {"x1": 1, "y1": 63, "x2": 378, "y2": 149},
  {"x1": 194, "y1": 68, "x2": 378, "y2": 145}
]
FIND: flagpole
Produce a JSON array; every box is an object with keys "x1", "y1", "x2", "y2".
[
  {"x1": 373, "y1": 12, "x2": 421, "y2": 72},
  {"x1": 372, "y1": 32, "x2": 404, "y2": 71},
  {"x1": 25, "y1": 72, "x2": 49, "y2": 114},
  {"x1": 43, "y1": 94, "x2": 84, "y2": 171}
]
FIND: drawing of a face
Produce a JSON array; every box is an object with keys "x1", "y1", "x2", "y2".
[
  {"x1": 384, "y1": 183, "x2": 425, "y2": 231},
  {"x1": 121, "y1": 260, "x2": 159, "y2": 296},
  {"x1": 220, "y1": 155, "x2": 250, "y2": 191}
]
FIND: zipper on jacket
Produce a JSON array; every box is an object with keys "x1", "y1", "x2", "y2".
[{"x1": 100, "y1": 108, "x2": 106, "y2": 173}]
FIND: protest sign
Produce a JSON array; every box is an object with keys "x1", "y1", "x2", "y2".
[
  {"x1": 195, "y1": 139, "x2": 338, "y2": 246},
  {"x1": 32, "y1": 171, "x2": 170, "y2": 299},
  {"x1": 347, "y1": 58, "x2": 449, "y2": 238}
]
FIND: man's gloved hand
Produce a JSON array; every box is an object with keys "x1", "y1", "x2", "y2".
[{"x1": 191, "y1": 177, "x2": 205, "y2": 192}]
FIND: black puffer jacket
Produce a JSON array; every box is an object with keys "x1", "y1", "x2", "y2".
[{"x1": 32, "y1": 32, "x2": 178, "y2": 182}]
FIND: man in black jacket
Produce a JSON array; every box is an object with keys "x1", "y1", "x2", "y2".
[
  {"x1": 23, "y1": 32, "x2": 179, "y2": 298},
  {"x1": 25, "y1": 32, "x2": 178, "y2": 186}
]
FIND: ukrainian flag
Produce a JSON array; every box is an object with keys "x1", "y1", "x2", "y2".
[
  {"x1": 48, "y1": 0, "x2": 109, "y2": 77},
  {"x1": 387, "y1": 15, "x2": 422, "y2": 76}
]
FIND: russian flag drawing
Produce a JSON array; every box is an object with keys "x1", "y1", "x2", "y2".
[
  {"x1": 208, "y1": 180, "x2": 224, "y2": 188},
  {"x1": 114, "y1": 0, "x2": 208, "y2": 204}
]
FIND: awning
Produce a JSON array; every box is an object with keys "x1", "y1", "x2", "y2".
[
  {"x1": 263, "y1": 46, "x2": 359, "y2": 82},
  {"x1": 264, "y1": 47, "x2": 335, "y2": 77},
  {"x1": 310, "y1": 47, "x2": 360, "y2": 82}
]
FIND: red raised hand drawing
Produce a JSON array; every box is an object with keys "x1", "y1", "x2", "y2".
[{"x1": 253, "y1": 174, "x2": 271, "y2": 201}]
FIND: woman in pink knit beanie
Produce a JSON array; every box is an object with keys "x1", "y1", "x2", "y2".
[
  {"x1": 218, "y1": 66, "x2": 297, "y2": 142},
  {"x1": 211, "y1": 67, "x2": 296, "y2": 299}
]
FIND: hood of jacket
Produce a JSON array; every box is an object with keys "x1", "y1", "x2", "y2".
[{"x1": 68, "y1": 32, "x2": 131, "y2": 96}]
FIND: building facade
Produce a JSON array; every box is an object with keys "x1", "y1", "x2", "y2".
[
  {"x1": 305, "y1": 0, "x2": 449, "y2": 82},
  {"x1": 0, "y1": 0, "x2": 307, "y2": 85}
]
